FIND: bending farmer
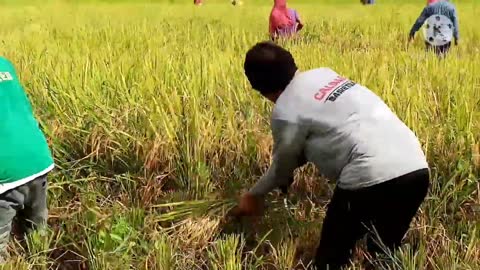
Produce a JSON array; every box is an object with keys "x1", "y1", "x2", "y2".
[
  {"x1": 409, "y1": 0, "x2": 459, "y2": 57},
  {"x1": 232, "y1": 42, "x2": 430, "y2": 270},
  {"x1": 269, "y1": 0, "x2": 304, "y2": 40},
  {"x1": 0, "y1": 57, "x2": 54, "y2": 262}
]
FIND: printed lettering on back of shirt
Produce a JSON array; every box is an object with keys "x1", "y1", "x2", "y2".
[
  {"x1": 325, "y1": 81, "x2": 356, "y2": 102},
  {"x1": 314, "y1": 76, "x2": 347, "y2": 101},
  {"x1": 0, "y1": 72, "x2": 13, "y2": 82},
  {"x1": 314, "y1": 76, "x2": 356, "y2": 103}
]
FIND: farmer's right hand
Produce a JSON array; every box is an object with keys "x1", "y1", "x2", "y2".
[
  {"x1": 230, "y1": 192, "x2": 265, "y2": 218},
  {"x1": 297, "y1": 23, "x2": 304, "y2": 31}
]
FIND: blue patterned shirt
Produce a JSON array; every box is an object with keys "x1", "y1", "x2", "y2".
[{"x1": 409, "y1": 1, "x2": 459, "y2": 41}]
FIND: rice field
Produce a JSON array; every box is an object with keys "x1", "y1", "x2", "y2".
[{"x1": 0, "y1": 0, "x2": 478, "y2": 269}]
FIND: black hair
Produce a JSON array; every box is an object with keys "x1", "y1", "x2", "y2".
[{"x1": 244, "y1": 41, "x2": 298, "y2": 95}]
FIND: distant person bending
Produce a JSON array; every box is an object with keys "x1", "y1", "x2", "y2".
[
  {"x1": 270, "y1": 0, "x2": 304, "y2": 41},
  {"x1": 361, "y1": 0, "x2": 375, "y2": 5},
  {"x1": 194, "y1": 0, "x2": 203, "y2": 6},
  {"x1": 409, "y1": 0, "x2": 459, "y2": 57},
  {"x1": 0, "y1": 57, "x2": 54, "y2": 262},
  {"x1": 231, "y1": 41, "x2": 430, "y2": 270}
]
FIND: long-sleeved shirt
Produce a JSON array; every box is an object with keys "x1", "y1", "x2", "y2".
[
  {"x1": 249, "y1": 68, "x2": 429, "y2": 196},
  {"x1": 409, "y1": 1, "x2": 459, "y2": 41}
]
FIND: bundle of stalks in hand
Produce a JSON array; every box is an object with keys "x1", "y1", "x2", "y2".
[
  {"x1": 153, "y1": 198, "x2": 238, "y2": 223},
  {"x1": 152, "y1": 193, "x2": 297, "y2": 238}
]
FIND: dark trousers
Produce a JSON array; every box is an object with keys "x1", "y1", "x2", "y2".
[
  {"x1": 314, "y1": 169, "x2": 430, "y2": 270},
  {"x1": 425, "y1": 42, "x2": 451, "y2": 57}
]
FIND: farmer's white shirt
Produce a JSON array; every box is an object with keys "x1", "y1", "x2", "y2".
[{"x1": 250, "y1": 68, "x2": 429, "y2": 196}]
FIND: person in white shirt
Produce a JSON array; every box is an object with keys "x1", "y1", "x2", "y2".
[{"x1": 231, "y1": 41, "x2": 430, "y2": 270}]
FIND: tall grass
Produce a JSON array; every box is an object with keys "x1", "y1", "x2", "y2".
[{"x1": 0, "y1": 1, "x2": 478, "y2": 269}]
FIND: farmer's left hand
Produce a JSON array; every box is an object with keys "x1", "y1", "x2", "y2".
[
  {"x1": 408, "y1": 35, "x2": 414, "y2": 44},
  {"x1": 229, "y1": 192, "x2": 265, "y2": 218}
]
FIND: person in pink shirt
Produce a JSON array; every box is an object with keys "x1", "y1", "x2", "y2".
[
  {"x1": 194, "y1": 0, "x2": 203, "y2": 6},
  {"x1": 269, "y1": 0, "x2": 304, "y2": 40}
]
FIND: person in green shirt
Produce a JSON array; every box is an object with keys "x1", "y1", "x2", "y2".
[{"x1": 0, "y1": 57, "x2": 54, "y2": 262}]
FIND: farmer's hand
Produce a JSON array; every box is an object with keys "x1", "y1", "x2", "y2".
[
  {"x1": 297, "y1": 22, "x2": 304, "y2": 31},
  {"x1": 230, "y1": 192, "x2": 265, "y2": 218}
]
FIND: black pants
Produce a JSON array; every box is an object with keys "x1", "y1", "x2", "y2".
[
  {"x1": 425, "y1": 42, "x2": 451, "y2": 57},
  {"x1": 314, "y1": 169, "x2": 430, "y2": 270}
]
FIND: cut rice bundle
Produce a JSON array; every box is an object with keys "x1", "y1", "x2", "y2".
[{"x1": 152, "y1": 199, "x2": 237, "y2": 223}]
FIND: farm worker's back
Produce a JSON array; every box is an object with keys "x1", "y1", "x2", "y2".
[
  {"x1": 269, "y1": 0, "x2": 294, "y2": 37},
  {"x1": 409, "y1": 0, "x2": 459, "y2": 57},
  {"x1": 0, "y1": 58, "x2": 54, "y2": 188},
  {"x1": 0, "y1": 57, "x2": 53, "y2": 262}
]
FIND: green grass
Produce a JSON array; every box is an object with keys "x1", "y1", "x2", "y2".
[{"x1": 0, "y1": 0, "x2": 478, "y2": 269}]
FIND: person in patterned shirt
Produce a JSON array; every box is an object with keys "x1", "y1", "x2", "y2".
[{"x1": 409, "y1": 0, "x2": 459, "y2": 57}]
